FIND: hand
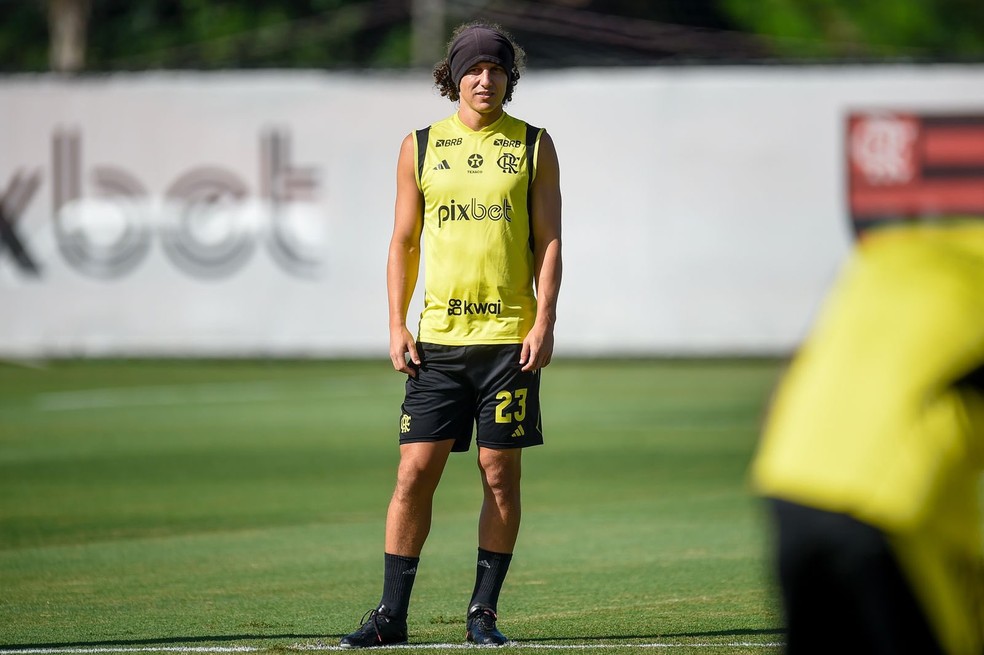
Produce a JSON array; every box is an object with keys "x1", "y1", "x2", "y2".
[
  {"x1": 520, "y1": 324, "x2": 554, "y2": 372},
  {"x1": 390, "y1": 327, "x2": 421, "y2": 377}
]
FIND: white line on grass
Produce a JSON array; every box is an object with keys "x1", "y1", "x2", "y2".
[{"x1": 0, "y1": 642, "x2": 784, "y2": 654}]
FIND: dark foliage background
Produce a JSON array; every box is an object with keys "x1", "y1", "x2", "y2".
[{"x1": 1, "y1": 0, "x2": 983, "y2": 72}]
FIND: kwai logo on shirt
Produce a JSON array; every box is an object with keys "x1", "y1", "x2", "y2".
[{"x1": 447, "y1": 297, "x2": 503, "y2": 316}]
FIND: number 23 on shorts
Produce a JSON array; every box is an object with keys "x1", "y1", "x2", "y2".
[{"x1": 495, "y1": 388, "x2": 527, "y2": 423}]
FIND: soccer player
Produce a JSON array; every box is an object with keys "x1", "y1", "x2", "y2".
[
  {"x1": 339, "y1": 21, "x2": 562, "y2": 648},
  {"x1": 751, "y1": 220, "x2": 984, "y2": 654}
]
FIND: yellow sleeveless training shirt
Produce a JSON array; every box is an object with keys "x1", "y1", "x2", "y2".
[
  {"x1": 752, "y1": 223, "x2": 984, "y2": 654},
  {"x1": 413, "y1": 112, "x2": 542, "y2": 345}
]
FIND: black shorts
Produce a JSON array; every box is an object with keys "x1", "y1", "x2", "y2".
[
  {"x1": 398, "y1": 342, "x2": 544, "y2": 452},
  {"x1": 768, "y1": 499, "x2": 944, "y2": 655}
]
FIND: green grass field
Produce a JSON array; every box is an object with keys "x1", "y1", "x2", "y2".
[{"x1": 0, "y1": 358, "x2": 786, "y2": 654}]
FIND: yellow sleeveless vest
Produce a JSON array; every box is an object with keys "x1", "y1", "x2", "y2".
[
  {"x1": 752, "y1": 224, "x2": 984, "y2": 655},
  {"x1": 413, "y1": 112, "x2": 542, "y2": 345}
]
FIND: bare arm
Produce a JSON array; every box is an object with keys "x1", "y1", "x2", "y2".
[
  {"x1": 387, "y1": 133, "x2": 425, "y2": 376},
  {"x1": 521, "y1": 131, "x2": 563, "y2": 371}
]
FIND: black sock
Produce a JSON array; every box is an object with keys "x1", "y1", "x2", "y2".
[
  {"x1": 378, "y1": 553, "x2": 419, "y2": 620},
  {"x1": 469, "y1": 547, "x2": 512, "y2": 613}
]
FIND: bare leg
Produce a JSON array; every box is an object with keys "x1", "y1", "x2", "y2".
[
  {"x1": 465, "y1": 447, "x2": 522, "y2": 644},
  {"x1": 477, "y1": 447, "x2": 523, "y2": 553},
  {"x1": 385, "y1": 440, "x2": 455, "y2": 556}
]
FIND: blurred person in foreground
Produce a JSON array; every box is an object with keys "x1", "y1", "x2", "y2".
[
  {"x1": 338, "y1": 20, "x2": 562, "y2": 649},
  {"x1": 752, "y1": 218, "x2": 984, "y2": 654}
]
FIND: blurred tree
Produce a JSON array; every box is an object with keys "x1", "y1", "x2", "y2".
[
  {"x1": 0, "y1": 1, "x2": 49, "y2": 71},
  {"x1": 454, "y1": 0, "x2": 760, "y2": 66},
  {"x1": 0, "y1": 0, "x2": 980, "y2": 72},
  {"x1": 720, "y1": 0, "x2": 984, "y2": 60},
  {"x1": 49, "y1": 0, "x2": 90, "y2": 71},
  {"x1": 83, "y1": 0, "x2": 411, "y2": 70},
  {"x1": 411, "y1": 0, "x2": 444, "y2": 67},
  {"x1": 0, "y1": 0, "x2": 412, "y2": 72}
]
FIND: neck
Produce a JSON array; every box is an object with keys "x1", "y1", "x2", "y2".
[{"x1": 457, "y1": 105, "x2": 504, "y2": 131}]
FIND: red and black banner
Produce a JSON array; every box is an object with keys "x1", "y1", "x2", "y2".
[{"x1": 847, "y1": 112, "x2": 984, "y2": 234}]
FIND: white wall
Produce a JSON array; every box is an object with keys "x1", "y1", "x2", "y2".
[{"x1": 2, "y1": 66, "x2": 982, "y2": 358}]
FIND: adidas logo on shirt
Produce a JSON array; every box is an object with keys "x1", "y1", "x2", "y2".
[{"x1": 433, "y1": 159, "x2": 451, "y2": 170}]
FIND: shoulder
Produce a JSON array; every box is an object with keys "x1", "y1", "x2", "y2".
[
  {"x1": 510, "y1": 115, "x2": 552, "y2": 148},
  {"x1": 531, "y1": 130, "x2": 560, "y2": 181},
  {"x1": 397, "y1": 133, "x2": 418, "y2": 174},
  {"x1": 399, "y1": 132, "x2": 415, "y2": 155},
  {"x1": 515, "y1": 121, "x2": 555, "y2": 158},
  {"x1": 413, "y1": 115, "x2": 462, "y2": 148},
  {"x1": 427, "y1": 114, "x2": 459, "y2": 133},
  {"x1": 501, "y1": 112, "x2": 540, "y2": 133}
]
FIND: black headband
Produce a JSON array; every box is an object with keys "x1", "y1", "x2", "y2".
[{"x1": 448, "y1": 26, "x2": 515, "y2": 87}]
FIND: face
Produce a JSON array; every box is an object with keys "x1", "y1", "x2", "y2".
[{"x1": 458, "y1": 61, "x2": 508, "y2": 115}]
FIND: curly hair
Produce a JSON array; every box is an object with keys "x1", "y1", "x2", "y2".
[{"x1": 433, "y1": 21, "x2": 526, "y2": 105}]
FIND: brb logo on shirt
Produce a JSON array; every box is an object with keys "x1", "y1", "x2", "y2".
[
  {"x1": 436, "y1": 198, "x2": 513, "y2": 227},
  {"x1": 447, "y1": 298, "x2": 503, "y2": 316}
]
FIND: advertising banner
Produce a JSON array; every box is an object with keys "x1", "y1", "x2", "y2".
[{"x1": 847, "y1": 112, "x2": 984, "y2": 233}]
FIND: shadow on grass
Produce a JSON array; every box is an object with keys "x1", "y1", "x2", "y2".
[
  {"x1": 521, "y1": 627, "x2": 785, "y2": 643},
  {"x1": 0, "y1": 634, "x2": 336, "y2": 650}
]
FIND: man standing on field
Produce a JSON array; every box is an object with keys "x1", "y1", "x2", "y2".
[{"x1": 339, "y1": 20, "x2": 562, "y2": 649}]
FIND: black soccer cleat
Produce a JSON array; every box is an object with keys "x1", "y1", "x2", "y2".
[
  {"x1": 465, "y1": 604, "x2": 509, "y2": 646},
  {"x1": 339, "y1": 607, "x2": 408, "y2": 649}
]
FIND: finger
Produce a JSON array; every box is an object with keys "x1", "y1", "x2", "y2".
[
  {"x1": 407, "y1": 342, "x2": 421, "y2": 366},
  {"x1": 521, "y1": 347, "x2": 538, "y2": 371},
  {"x1": 519, "y1": 341, "x2": 531, "y2": 365}
]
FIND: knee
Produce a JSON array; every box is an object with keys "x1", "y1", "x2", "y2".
[
  {"x1": 478, "y1": 452, "x2": 522, "y2": 498},
  {"x1": 394, "y1": 457, "x2": 442, "y2": 500}
]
